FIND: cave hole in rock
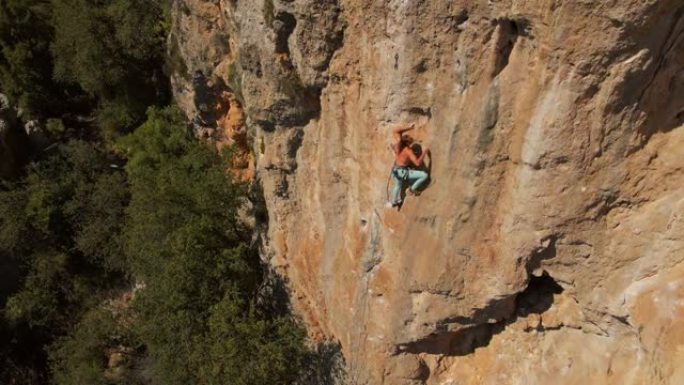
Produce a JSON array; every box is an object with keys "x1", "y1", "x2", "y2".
[
  {"x1": 515, "y1": 271, "x2": 564, "y2": 319},
  {"x1": 491, "y1": 18, "x2": 524, "y2": 77},
  {"x1": 397, "y1": 272, "x2": 564, "y2": 357},
  {"x1": 453, "y1": 9, "x2": 469, "y2": 30},
  {"x1": 274, "y1": 12, "x2": 297, "y2": 55}
]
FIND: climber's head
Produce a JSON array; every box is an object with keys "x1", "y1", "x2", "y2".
[{"x1": 400, "y1": 134, "x2": 414, "y2": 148}]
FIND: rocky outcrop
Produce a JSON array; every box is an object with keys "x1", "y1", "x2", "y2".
[{"x1": 170, "y1": 1, "x2": 684, "y2": 384}]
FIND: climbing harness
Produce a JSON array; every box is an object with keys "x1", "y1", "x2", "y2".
[
  {"x1": 386, "y1": 165, "x2": 410, "y2": 204},
  {"x1": 392, "y1": 166, "x2": 410, "y2": 181}
]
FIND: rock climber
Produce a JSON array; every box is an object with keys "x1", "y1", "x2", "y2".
[{"x1": 388, "y1": 123, "x2": 430, "y2": 207}]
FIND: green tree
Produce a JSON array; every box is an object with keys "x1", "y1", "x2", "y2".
[
  {"x1": 0, "y1": 140, "x2": 129, "y2": 331},
  {"x1": 51, "y1": 0, "x2": 170, "y2": 137},
  {"x1": 0, "y1": 139, "x2": 130, "y2": 384},
  {"x1": 49, "y1": 309, "x2": 115, "y2": 385},
  {"x1": 49, "y1": 307, "x2": 145, "y2": 385},
  {"x1": 193, "y1": 294, "x2": 307, "y2": 385},
  {"x1": 0, "y1": 0, "x2": 77, "y2": 118},
  {"x1": 119, "y1": 107, "x2": 306, "y2": 385}
]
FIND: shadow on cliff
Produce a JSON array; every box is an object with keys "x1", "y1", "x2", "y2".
[
  {"x1": 250, "y1": 182, "x2": 348, "y2": 385},
  {"x1": 614, "y1": 5, "x2": 684, "y2": 153},
  {"x1": 295, "y1": 340, "x2": 348, "y2": 385},
  {"x1": 399, "y1": 272, "x2": 563, "y2": 356},
  {"x1": 398, "y1": 239, "x2": 562, "y2": 357},
  {"x1": 637, "y1": 6, "x2": 684, "y2": 139},
  {"x1": 256, "y1": 273, "x2": 348, "y2": 385}
]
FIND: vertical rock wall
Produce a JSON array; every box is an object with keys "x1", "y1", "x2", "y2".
[{"x1": 170, "y1": 1, "x2": 684, "y2": 384}]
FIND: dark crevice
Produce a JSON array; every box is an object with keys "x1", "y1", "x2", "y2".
[
  {"x1": 406, "y1": 107, "x2": 432, "y2": 119},
  {"x1": 275, "y1": 173, "x2": 289, "y2": 198},
  {"x1": 636, "y1": 7, "x2": 684, "y2": 108},
  {"x1": 634, "y1": 6, "x2": 684, "y2": 145},
  {"x1": 398, "y1": 272, "x2": 564, "y2": 356},
  {"x1": 397, "y1": 293, "x2": 516, "y2": 356},
  {"x1": 452, "y1": 10, "x2": 469, "y2": 30},
  {"x1": 191, "y1": 71, "x2": 232, "y2": 132},
  {"x1": 274, "y1": 12, "x2": 296, "y2": 55},
  {"x1": 397, "y1": 323, "x2": 499, "y2": 356},
  {"x1": 316, "y1": 1, "x2": 345, "y2": 72},
  {"x1": 414, "y1": 58, "x2": 428, "y2": 73},
  {"x1": 434, "y1": 295, "x2": 517, "y2": 329},
  {"x1": 296, "y1": 341, "x2": 348, "y2": 385},
  {"x1": 526, "y1": 235, "x2": 558, "y2": 274},
  {"x1": 611, "y1": 314, "x2": 631, "y2": 327},
  {"x1": 516, "y1": 272, "x2": 563, "y2": 319},
  {"x1": 397, "y1": 242, "x2": 563, "y2": 357},
  {"x1": 286, "y1": 129, "x2": 304, "y2": 169},
  {"x1": 268, "y1": 86, "x2": 322, "y2": 126},
  {"x1": 491, "y1": 18, "x2": 526, "y2": 78},
  {"x1": 256, "y1": 120, "x2": 276, "y2": 133},
  {"x1": 444, "y1": 9, "x2": 469, "y2": 34}
]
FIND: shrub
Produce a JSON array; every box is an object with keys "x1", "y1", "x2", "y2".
[
  {"x1": 51, "y1": 0, "x2": 170, "y2": 135},
  {"x1": 119, "y1": 107, "x2": 307, "y2": 384},
  {"x1": 0, "y1": 140, "x2": 129, "y2": 331}
]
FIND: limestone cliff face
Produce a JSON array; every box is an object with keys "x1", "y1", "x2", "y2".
[{"x1": 170, "y1": 1, "x2": 684, "y2": 384}]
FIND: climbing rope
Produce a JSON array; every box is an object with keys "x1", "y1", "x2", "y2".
[{"x1": 385, "y1": 166, "x2": 393, "y2": 202}]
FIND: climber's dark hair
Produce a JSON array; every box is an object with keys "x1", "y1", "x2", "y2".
[
  {"x1": 411, "y1": 142, "x2": 422, "y2": 157},
  {"x1": 399, "y1": 134, "x2": 413, "y2": 150}
]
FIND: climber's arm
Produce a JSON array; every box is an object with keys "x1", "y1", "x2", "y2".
[
  {"x1": 392, "y1": 123, "x2": 415, "y2": 142},
  {"x1": 408, "y1": 146, "x2": 429, "y2": 167}
]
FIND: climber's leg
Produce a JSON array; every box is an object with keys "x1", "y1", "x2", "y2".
[
  {"x1": 390, "y1": 168, "x2": 406, "y2": 205},
  {"x1": 407, "y1": 169, "x2": 429, "y2": 193}
]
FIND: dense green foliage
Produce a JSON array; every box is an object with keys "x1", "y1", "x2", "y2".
[
  {"x1": 0, "y1": 0, "x2": 72, "y2": 118},
  {"x1": 0, "y1": 1, "x2": 311, "y2": 384},
  {"x1": 51, "y1": 0, "x2": 170, "y2": 136},
  {"x1": 1, "y1": 140, "x2": 128, "y2": 330},
  {"x1": 49, "y1": 308, "x2": 140, "y2": 385},
  {"x1": 0, "y1": 0, "x2": 169, "y2": 135},
  {"x1": 1, "y1": 108, "x2": 308, "y2": 385},
  {"x1": 0, "y1": 140, "x2": 129, "y2": 385},
  {"x1": 119, "y1": 108, "x2": 306, "y2": 385}
]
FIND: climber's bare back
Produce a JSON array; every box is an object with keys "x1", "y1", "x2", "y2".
[{"x1": 395, "y1": 146, "x2": 418, "y2": 167}]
